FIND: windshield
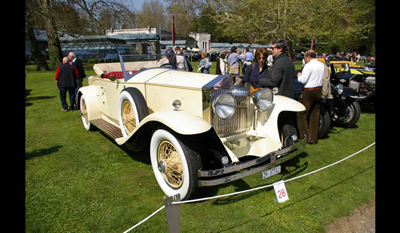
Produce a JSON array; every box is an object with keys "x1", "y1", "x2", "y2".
[{"x1": 119, "y1": 53, "x2": 192, "y2": 81}]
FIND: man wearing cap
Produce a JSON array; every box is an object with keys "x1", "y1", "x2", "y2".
[
  {"x1": 296, "y1": 49, "x2": 324, "y2": 144},
  {"x1": 162, "y1": 47, "x2": 192, "y2": 71}
]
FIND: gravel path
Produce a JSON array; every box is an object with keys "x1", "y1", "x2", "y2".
[{"x1": 325, "y1": 197, "x2": 375, "y2": 233}]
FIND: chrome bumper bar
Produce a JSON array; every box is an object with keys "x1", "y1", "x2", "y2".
[{"x1": 198, "y1": 138, "x2": 306, "y2": 187}]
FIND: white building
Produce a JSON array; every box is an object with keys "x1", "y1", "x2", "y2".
[
  {"x1": 189, "y1": 33, "x2": 211, "y2": 52},
  {"x1": 106, "y1": 27, "x2": 160, "y2": 36}
]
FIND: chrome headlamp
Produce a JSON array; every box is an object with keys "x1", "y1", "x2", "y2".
[
  {"x1": 335, "y1": 83, "x2": 344, "y2": 95},
  {"x1": 252, "y1": 88, "x2": 274, "y2": 111},
  {"x1": 212, "y1": 93, "x2": 236, "y2": 119}
]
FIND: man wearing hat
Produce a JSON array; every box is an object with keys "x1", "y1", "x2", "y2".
[{"x1": 162, "y1": 48, "x2": 192, "y2": 71}]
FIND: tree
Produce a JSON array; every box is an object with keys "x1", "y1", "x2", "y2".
[
  {"x1": 67, "y1": 0, "x2": 137, "y2": 34},
  {"x1": 25, "y1": 5, "x2": 50, "y2": 71},
  {"x1": 167, "y1": 0, "x2": 375, "y2": 55},
  {"x1": 167, "y1": 0, "x2": 197, "y2": 36},
  {"x1": 36, "y1": 0, "x2": 63, "y2": 69},
  {"x1": 137, "y1": 0, "x2": 167, "y2": 29}
]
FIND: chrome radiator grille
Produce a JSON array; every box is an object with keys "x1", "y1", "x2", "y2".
[{"x1": 210, "y1": 86, "x2": 253, "y2": 136}]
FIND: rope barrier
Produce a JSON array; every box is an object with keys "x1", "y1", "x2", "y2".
[
  {"x1": 173, "y1": 142, "x2": 375, "y2": 205},
  {"x1": 123, "y1": 205, "x2": 165, "y2": 233},
  {"x1": 123, "y1": 142, "x2": 375, "y2": 232}
]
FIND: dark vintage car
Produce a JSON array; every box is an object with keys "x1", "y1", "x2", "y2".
[
  {"x1": 294, "y1": 59, "x2": 367, "y2": 139},
  {"x1": 329, "y1": 61, "x2": 375, "y2": 103}
]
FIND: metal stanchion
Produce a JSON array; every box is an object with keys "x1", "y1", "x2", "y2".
[{"x1": 164, "y1": 194, "x2": 181, "y2": 233}]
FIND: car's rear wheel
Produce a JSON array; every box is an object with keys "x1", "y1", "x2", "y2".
[
  {"x1": 118, "y1": 88, "x2": 149, "y2": 137},
  {"x1": 80, "y1": 94, "x2": 94, "y2": 131},
  {"x1": 150, "y1": 129, "x2": 201, "y2": 200}
]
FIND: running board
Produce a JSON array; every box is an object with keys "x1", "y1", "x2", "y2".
[{"x1": 90, "y1": 118, "x2": 123, "y2": 139}]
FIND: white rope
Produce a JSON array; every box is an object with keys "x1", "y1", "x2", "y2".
[
  {"x1": 122, "y1": 142, "x2": 375, "y2": 231},
  {"x1": 123, "y1": 205, "x2": 165, "y2": 233},
  {"x1": 173, "y1": 142, "x2": 375, "y2": 205}
]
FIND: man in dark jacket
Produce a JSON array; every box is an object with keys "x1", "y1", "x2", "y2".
[
  {"x1": 67, "y1": 51, "x2": 85, "y2": 106},
  {"x1": 259, "y1": 39, "x2": 297, "y2": 142},
  {"x1": 259, "y1": 39, "x2": 295, "y2": 98},
  {"x1": 55, "y1": 57, "x2": 80, "y2": 111}
]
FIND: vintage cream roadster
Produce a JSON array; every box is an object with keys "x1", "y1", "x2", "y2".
[{"x1": 78, "y1": 54, "x2": 306, "y2": 200}]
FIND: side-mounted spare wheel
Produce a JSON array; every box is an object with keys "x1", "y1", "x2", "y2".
[
  {"x1": 118, "y1": 87, "x2": 149, "y2": 137},
  {"x1": 150, "y1": 129, "x2": 202, "y2": 200}
]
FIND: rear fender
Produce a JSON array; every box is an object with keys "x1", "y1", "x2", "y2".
[{"x1": 77, "y1": 86, "x2": 101, "y2": 121}]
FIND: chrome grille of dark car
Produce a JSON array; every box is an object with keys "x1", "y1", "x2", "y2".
[{"x1": 210, "y1": 86, "x2": 253, "y2": 136}]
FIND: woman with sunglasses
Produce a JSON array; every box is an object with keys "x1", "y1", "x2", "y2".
[{"x1": 242, "y1": 48, "x2": 270, "y2": 96}]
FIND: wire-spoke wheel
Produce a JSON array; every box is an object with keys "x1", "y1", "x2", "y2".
[
  {"x1": 157, "y1": 141, "x2": 184, "y2": 188},
  {"x1": 150, "y1": 129, "x2": 201, "y2": 200},
  {"x1": 121, "y1": 100, "x2": 136, "y2": 134},
  {"x1": 118, "y1": 88, "x2": 149, "y2": 137}
]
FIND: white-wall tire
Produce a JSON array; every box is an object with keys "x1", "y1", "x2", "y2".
[
  {"x1": 80, "y1": 95, "x2": 94, "y2": 131},
  {"x1": 150, "y1": 129, "x2": 201, "y2": 200}
]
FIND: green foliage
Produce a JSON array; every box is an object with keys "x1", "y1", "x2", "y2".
[
  {"x1": 168, "y1": 0, "x2": 375, "y2": 54},
  {"x1": 26, "y1": 64, "x2": 375, "y2": 232}
]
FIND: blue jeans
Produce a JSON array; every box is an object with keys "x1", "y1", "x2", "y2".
[{"x1": 58, "y1": 87, "x2": 76, "y2": 110}]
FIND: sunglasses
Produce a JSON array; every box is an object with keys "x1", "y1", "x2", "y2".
[{"x1": 257, "y1": 56, "x2": 266, "y2": 60}]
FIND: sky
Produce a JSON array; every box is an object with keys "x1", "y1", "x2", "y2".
[{"x1": 129, "y1": 0, "x2": 168, "y2": 11}]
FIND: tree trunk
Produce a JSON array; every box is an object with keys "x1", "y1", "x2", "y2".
[
  {"x1": 45, "y1": 24, "x2": 63, "y2": 69},
  {"x1": 39, "y1": 0, "x2": 63, "y2": 70},
  {"x1": 25, "y1": 7, "x2": 49, "y2": 71}
]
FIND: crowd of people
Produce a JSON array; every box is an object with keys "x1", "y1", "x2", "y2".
[{"x1": 212, "y1": 39, "x2": 329, "y2": 144}]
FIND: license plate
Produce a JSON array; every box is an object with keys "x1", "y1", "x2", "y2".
[{"x1": 262, "y1": 165, "x2": 281, "y2": 180}]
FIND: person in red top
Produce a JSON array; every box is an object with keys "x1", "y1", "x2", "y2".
[{"x1": 55, "y1": 57, "x2": 80, "y2": 111}]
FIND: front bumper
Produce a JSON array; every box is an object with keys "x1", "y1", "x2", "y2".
[{"x1": 198, "y1": 138, "x2": 306, "y2": 187}]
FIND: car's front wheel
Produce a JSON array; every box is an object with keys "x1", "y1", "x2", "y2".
[
  {"x1": 118, "y1": 88, "x2": 149, "y2": 137},
  {"x1": 150, "y1": 129, "x2": 201, "y2": 200},
  {"x1": 336, "y1": 98, "x2": 361, "y2": 128}
]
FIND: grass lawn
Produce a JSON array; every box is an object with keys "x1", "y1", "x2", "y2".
[{"x1": 25, "y1": 62, "x2": 375, "y2": 232}]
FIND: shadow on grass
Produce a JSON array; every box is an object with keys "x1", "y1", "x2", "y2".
[
  {"x1": 26, "y1": 145, "x2": 63, "y2": 160},
  {"x1": 25, "y1": 95, "x2": 56, "y2": 107},
  {"x1": 213, "y1": 164, "x2": 375, "y2": 233},
  {"x1": 190, "y1": 151, "x2": 309, "y2": 204},
  {"x1": 98, "y1": 131, "x2": 152, "y2": 165}
]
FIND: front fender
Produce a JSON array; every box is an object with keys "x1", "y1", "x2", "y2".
[
  {"x1": 115, "y1": 111, "x2": 212, "y2": 145},
  {"x1": 254, "y1": 95, "x2": 305, "y2": 150},
  {"x1": 273, "y1": 95, "x2": 306, "y2": 112},
  {"x1": 342, "y1": 86, "x2": 357, "y2": 98}
]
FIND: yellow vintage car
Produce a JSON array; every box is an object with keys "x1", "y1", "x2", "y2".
[
  {"x1": 317, "y1": 58, "x2": 375, "y2": 102},
  {"x1": 78, "y1": 54, "x2": 306, "y2": 200}
]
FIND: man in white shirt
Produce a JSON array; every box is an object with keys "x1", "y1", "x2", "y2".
[{"x1": 296, "y1": 49, "x2": 324, "y2": 144}]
